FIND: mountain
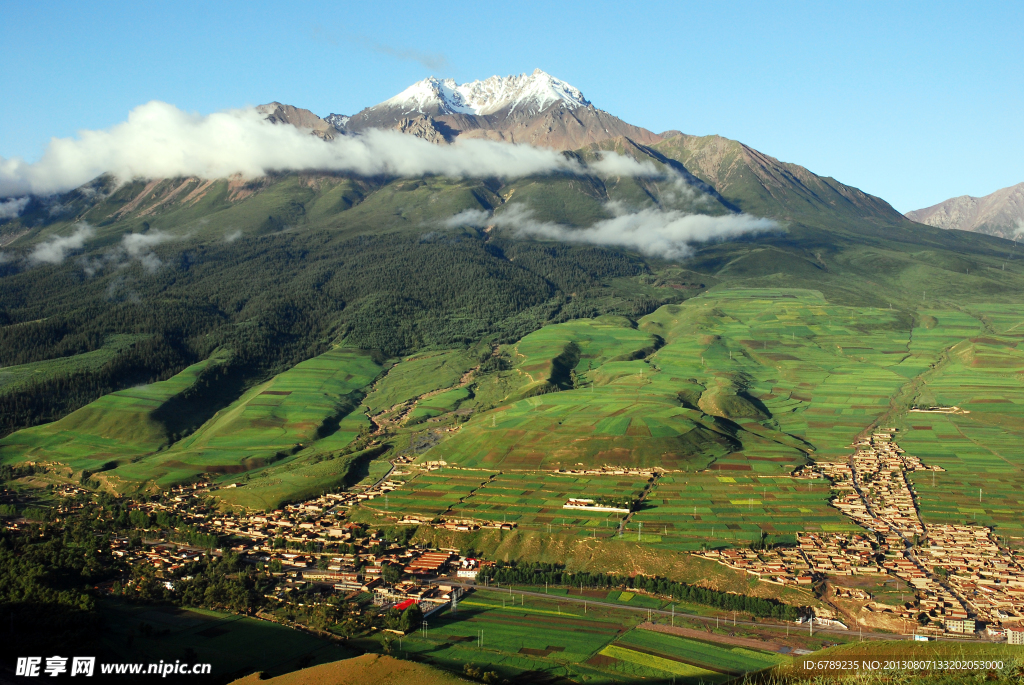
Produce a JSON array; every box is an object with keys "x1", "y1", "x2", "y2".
[
  {"x1": 906, "y1": 182, "x2": 1024, "y2": 239},
  {"x1": 1, "y1": 68, "x2": 1021, "y2": 454},
  {"x1": 650, "y1": 134, "x2": 907, "y2": 227},
  {"x1": 340, "y1": 69, "x2": 663, "y2": 149},
  {"x1": 256, "y1": 102, "x2": 337, "y2": 140},
  {"x1": 254, "y1": 72, "x2": 906, "y2": 230}
]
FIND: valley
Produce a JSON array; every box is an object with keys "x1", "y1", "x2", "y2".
[{"x1": 2, "y1": 66, "x2": 1024, "y2": 683}]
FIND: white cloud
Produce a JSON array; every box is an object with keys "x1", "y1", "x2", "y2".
[
  {"x1": 0, "y1": 251, "x2": 10, "y2": 264},
  {"x1": 27, "y1": 222, "x2": 94, "y2": 264},
  {"x1": 0, "y1": 101, "x2": 671, "y2": 198},
  {"x1": 120, "y1": 229, "x2": 178, "y2": 272},
  {"x1": 442, "y1": 208, "x2": 491, "y2": 229},
  {"x1": 122, "y1": 229, "x2": 175, "y2": 257},
  {"x1": 455, "y1": 205, "x2": 779, "y2": 259},
  {"x1": 588, "y1": 152, "x2": 662, "y2": 179},
  {"x1": 0, "y1": 196, "x2": 29, "y2": 219},
  {"x1": 223, "y1": 229, "x2": 243, "y2": 243}
]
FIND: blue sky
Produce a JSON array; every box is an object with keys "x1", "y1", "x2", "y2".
[{"x1": 1, "y1": 0, "x2": 1020, "y2": 212}]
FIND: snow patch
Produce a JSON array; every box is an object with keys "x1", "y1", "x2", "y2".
[{"x1": 382, "y1": 69, "x2": 589, "y2": 116}]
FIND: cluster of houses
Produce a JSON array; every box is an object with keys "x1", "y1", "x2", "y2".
[
  {"x1": 104, "y1": 481, "x2": 493, "y2": 615},
  {"x1": 702, "y1": 430, "x2": 1024, "y2": 639},
  {"x1": 700, "y1": 531, "x2": 884, "y2": 587},
  {"x1": 803, "y1": 431, "x2": 942, "y2": 539}
]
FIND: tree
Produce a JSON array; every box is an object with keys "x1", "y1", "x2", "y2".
[
  {"x1": 382, "y1": 562, "x2": 403, "y2": 585},
  {"x1": 399, "y1": 603, "x2": 422, "y2": 633}
]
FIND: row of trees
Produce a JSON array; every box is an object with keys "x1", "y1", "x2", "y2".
[{"x1": 477, "y1": 560, "x2": 802, "y2": 620}]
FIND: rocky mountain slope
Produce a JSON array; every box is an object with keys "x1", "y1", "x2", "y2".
[
  {"x1": 255, "y1": 102, "x2": 337, "y2": 141},
  {"x1": 652, "y1": 134, "x2": 907, "y2": 226},
  {"x1": 907, "y1": 182, "x2": 1024, "y2": 239}
]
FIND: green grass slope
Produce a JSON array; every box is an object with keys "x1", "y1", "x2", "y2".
[{"x1": 0, "y1": 349, "x2": 231, "y2": 476}]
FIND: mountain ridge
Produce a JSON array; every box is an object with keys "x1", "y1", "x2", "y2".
[
  {"x1": 338, "y1": 69, "x2": 663, "y2": 150},
  {"x1": 907, "y1": 182, "x2": 1024, "y2": 239}
]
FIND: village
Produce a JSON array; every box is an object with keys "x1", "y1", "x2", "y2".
[
  {"x1": 700, "y1": 430, "x2": 1024, "y2": 643},
  {"x1": 95, "y1": 476, "x2": 499, "y2": 616},
  {"x1": 10, "y1": 429, "x2": 1024, "y2": 645}
]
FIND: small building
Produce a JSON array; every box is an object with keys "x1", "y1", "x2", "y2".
[
  {"x1": 1007, "y1": 628, "x2": 1024, "y2": 645},
  {"x1": 945, "y1": 618, "x2": 976, "y2": 634},
  {"x1": 562, "y1": 498, "x2": 631, "y2": 514}
]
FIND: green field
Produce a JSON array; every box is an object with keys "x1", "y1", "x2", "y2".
[
  {"x1": 446, "y1": 472, "x2": 649, "y2": 534},
  {"x1": 359, "y1": 589, "x2": 787, "y2": 683},
  {"x1": 366, "y1": 470, "x2": 497, "y2": 519},
  {"x1": 407, "y1": 386, "x2": 472, "y2": 424},
  {"x1": 0, "y1": 346, "x2": 382, "y2": 503},
  {"x1": 7, "y1": 287, "x2": 1024, "y2": 549},
  {"x1": 352, "y1": 589, "x2": 633, "y2": 682},
  {"x1": 355, "y1": 290, "x2": 1023, "y2": 549},
  {"x1": 630, "y1": 473, "x2": 854, "y2": 550},
  {"x1": 428, "y1": 290, "x2": 923, "y2": 475},
  {"x1": 616, "y1": 628, "x2": 787, "y2": 674},
  {"x1": 891, "y1": 304, "x2": 1024, "y2": 543}
]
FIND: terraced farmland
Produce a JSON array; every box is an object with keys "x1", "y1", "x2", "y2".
[
  {"x1": 369, "y1": 471, "x2": 496, "y2": 519},
  {"x1": 129, "y1": 347, "x2": 381, "y2": 488},
  {"x1": 630, "y1": 473, "x2": 854, "y2": 550},
  {"x1": 893, "y1": 307, "x2": 1024, "y2": 543},
  {"x1": 447, "y1": 472, "x2": 649, "y2": 533}
]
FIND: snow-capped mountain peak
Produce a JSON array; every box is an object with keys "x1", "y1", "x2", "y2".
[{"x1": 382, "y1": 69, "x2": 590, "y2": 117}]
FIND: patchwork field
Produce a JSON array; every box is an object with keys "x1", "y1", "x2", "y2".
[
  {"x1": 892, "y1": 305, "x2": 1024, "y2": 542},
  {"x1": 366, "y1": 471, "x2": 497, "y2": 519},
  {"x1": 630, "y1": 473, "x2": 854, "y2": 550},
  {"x1": 7, "y1": 288, "x2": 1023, "y2": 549},
  {"x1": 352, "y1": 589, "x2": 789, "y2": 684},
  {"x1": 446, "y1": 472, "x2": 649, "y2": 534},
  {"x1": 353, "y1": 588, "x2": 631, "y2": 682},
  {"x1": 430, "y1": 290, "x2": 926, "y2": 475},
  {"x1": 613, "y1": 627, "x2": 786, "y2": 676}
]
